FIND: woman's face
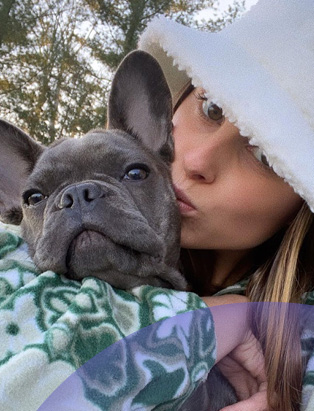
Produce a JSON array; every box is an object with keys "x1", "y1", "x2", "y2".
[{"x1": 172, "y1": 88, "x2": 303, "y2": 250}]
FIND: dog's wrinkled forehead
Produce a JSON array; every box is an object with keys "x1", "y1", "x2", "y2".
[{"x1": 27, "y1": 130, "x2": 162, "y2": 190}]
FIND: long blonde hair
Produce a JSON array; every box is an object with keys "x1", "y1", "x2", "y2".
[
  {"x1": 248, "y1": 202, "x2": 313, "y2": 302},
  {"x1": 247, "y1": 202, "x2": 314, "y2": 410},
  {"x1": 182, "y1": 203, "x2": 314, "y2": 410}
]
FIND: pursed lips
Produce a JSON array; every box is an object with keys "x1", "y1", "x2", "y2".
[{"x1": 173, "y1": 185, "x2": 197, "y2": 214}]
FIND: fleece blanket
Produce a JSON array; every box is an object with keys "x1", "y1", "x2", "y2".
[
  {"x1": 0, "y1": 222, "x2": 215, "y2": 410},
  {"x1": 3, "y1": 222, "x2": 314, "y2": 411}
]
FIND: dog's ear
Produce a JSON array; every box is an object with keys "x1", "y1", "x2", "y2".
[
  {"x1": 108, "y1": 50, "x2": 173, "y2": 163},
  {"x1": 0, "y1": 119, "x2": 44, "y2": 224}
]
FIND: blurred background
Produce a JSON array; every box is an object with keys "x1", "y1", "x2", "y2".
[{"x1": 0, "y1": 0, "x2": 257, "y2": 144}]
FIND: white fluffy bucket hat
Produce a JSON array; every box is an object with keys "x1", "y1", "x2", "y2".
[{"x1": 138, "y1": 0, "x2": 314, "y2": 212}]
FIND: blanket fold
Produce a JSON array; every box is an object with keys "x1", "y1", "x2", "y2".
[{"x1": 0, "y1": 223, "x2": 214, "y2": 410}]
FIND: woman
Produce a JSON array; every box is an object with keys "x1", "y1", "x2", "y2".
[
  {"x1": 0, "y1": 0, "x2": 312, "y2": 409},
  {"x1": 138, "y1": 0, "x2": 314, "y2": 409}
]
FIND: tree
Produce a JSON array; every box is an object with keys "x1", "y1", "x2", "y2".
[
  {"x1": 0, "y1": 0, "x2": 247, "y2": 144},
  {"x1": 0, "y1": 0, "x2": 36, "y2": 47},
  {"x1": 85, "y1": 0, "x2": 216, "y2": 69},
  {"x1": 196, "y1": 0, "x2": 246, "y2": 32},
  {"x1": 0, "y1": 0, "x2": 109, "y2": 143}
]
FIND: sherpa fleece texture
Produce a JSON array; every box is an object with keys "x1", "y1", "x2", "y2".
[{"x1": 139, "y1": 0, "x2": 314, "y2": 211}]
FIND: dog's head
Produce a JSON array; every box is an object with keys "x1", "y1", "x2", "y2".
[{"x1": 0, "y1": 51, "x2": 186, "y2": 290}]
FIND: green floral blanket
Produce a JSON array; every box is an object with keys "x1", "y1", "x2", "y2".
[
  {"x1": 3, "y1": 221, "x2": 314, "y2": 411},
  {"x1": 0, "y1": 222, "x2": 215, "y2": 410}
]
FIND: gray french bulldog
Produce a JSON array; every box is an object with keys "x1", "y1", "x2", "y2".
[
  {"x1": 0, "y1": 51, "x2": 185, "y2": 290},
  {"x1": 0, "y1": 50, "x2": 237, "y2": 410}
]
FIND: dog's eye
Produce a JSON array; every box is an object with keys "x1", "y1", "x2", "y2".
[
  {"x1": 123, "y1": 165, "x2": 149, "y2": 181},
  {"x1": 23, "y1": 190, "x2": 47, "y2": 206}
]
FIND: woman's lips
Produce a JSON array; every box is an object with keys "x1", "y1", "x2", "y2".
[{"x1": 174, "y1": 186, "x2": 197, "y2": 214}]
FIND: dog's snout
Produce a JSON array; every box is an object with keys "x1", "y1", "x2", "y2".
[{"x1": 58, "y1": 182, "x2": 102, "y2": 209}]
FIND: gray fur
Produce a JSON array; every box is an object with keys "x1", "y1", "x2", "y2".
[{"x1": 0, "y1": 51, "x2": 184, "y2": 290}]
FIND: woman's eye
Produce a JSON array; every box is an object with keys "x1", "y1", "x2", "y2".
[
  {"x1": 23, "y1": 191, "x2": 47, "y2": 206},
  {"x1": 202, "y1": 100, "x2": 224, "y2": 123},
  {"x1": 250, "y1": 146, "x2": 270, "y2": 167},
  {"x1": 123, "y1": 167, "x2": 149, "y2": 181}
]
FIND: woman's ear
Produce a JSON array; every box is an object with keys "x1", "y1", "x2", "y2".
[{"x1": 107, "y1": 50, "x2": 174, "y2": 163}]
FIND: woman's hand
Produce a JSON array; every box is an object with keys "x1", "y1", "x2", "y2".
[
  {"x1": 218, "y1": 330, "x2": 268, "y2": 411},
  {"x1": 202, "y1": 295, "x2": 269, "y2": 410}
]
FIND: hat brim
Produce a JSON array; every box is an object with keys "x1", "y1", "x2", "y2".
[{"x1": 139, "y1": 16, "x2": 314, "y2": 211}]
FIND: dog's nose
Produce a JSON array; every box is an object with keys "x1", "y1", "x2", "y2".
[{"x1": 57, "y1": 182, "x2": 102, "y2": 209}]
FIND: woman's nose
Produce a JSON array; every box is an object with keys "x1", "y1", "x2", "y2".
[{"x1": 181, "y1": 125, "x2": 239, "y2": 182}]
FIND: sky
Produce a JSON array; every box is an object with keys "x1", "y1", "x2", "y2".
[
  {"x1": 198, "y1": 0, "x2": 259, "y2": 19},
  {"x1": 218, "y1": 0, "x2": 258, "y2": 11}
]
